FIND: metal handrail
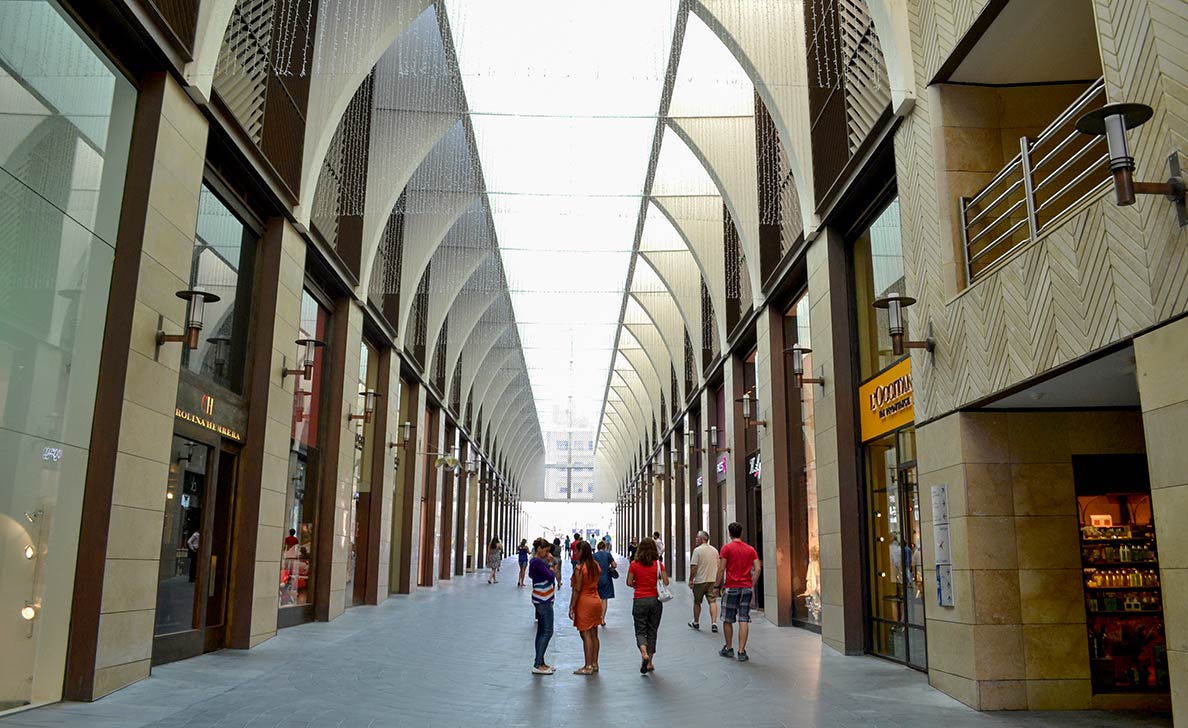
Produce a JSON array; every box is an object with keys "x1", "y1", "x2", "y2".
[{"x1": 962, "y1": 77, "x2": 1109, "y2": 283}]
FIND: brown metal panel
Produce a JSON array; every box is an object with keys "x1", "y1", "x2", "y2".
[
  {"x1": 765, "y1": 304, "x2": 796, "y2": 626},
  {"x1": 64, "y1": 74, "x2": 168, "y2": 702}
]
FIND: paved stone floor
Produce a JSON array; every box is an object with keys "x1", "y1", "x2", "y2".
[{"x1": 1, "y1": 558, "x2": 1173, "y2": 728}]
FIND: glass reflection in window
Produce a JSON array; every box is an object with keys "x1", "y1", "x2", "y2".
[
  {"x1": 181, "y1": 185, "x2": 256, "y2": 392},
  {"x1": 854, "y1": 199, "x2": 905, "y2": 380}
]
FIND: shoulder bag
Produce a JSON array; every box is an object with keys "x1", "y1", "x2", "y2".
[{"x1": 655, "y1": 563, "x2": 674, "y2": 603}]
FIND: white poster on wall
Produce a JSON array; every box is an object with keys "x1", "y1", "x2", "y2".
[{"x1": 931, "y1": 484, "x2": 954, "y2": 608}]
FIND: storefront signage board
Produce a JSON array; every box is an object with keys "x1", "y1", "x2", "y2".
[
  {"x1": 715, "y1": 453, "x2": 728, "y2": 481},
  {"x1": 858, "y1": 358, "x2": 914, "y2": 442},
  {"x1": 174, "y1": 385, "x2": 246, "y2": 442}
]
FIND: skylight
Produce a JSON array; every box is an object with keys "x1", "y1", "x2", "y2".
[{"x1": 446, "y1": 1, "x2": 680, "y2": 464}]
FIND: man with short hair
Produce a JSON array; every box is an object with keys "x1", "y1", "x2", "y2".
[
  {"x1": 569, "y1": 533, "x2": 582, "y2": 566},
  {"x1": 652, "y1": 531, "x2": 664, "y2": 562},
  {"x1": 687, "y1": 530, "x2": 719, "y2": 632},
  {"x1": 717, "y1": 522, "x2": 761, "y2": 662},
  {"x1": 528, "y1": 538, "x2": 557, "y2": 674}
]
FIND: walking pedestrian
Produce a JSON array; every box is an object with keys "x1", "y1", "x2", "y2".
[
  {"x1": 551, "y1": 537, "x2": 563, "y2": 589},
  {"x1": 568, "y1": 540, "x2": 602, "y2": 675},
  {"x1": 717, "y1": 522, "x2": 761, "y2": 662},
  {"x1": 528, "y1": 538, "x2": 557, "y2": 675},
  {"x1": 627, "y1": 537, "x2": 668, "y2": 674},
  {"x1": 569, "y1": 533, "x2": 582, "y2": 567},
  {"x1": 516, "y1": 539, "x2": 530, "y2": 587},
  {"x1": 688, "y1": 530, "x2": 720, "y2": 632},
  {"x1": 592, "y1": 540, "x2": 617, "y2": 626},
  {"x1": 627, "y1": 537, "x2": 638, "y2": 561},
  {"x1": 652, "y1": 531, "x2": 664, "y2": 562},
  {"x1": 486, "y1": 537, "x2": 503, "y2": 584}
]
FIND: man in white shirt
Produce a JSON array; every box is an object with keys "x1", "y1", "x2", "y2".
[{"x1": 687, "y1": 530, "x2": 720, "y2": 632}]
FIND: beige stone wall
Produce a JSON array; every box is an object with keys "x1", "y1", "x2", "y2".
[
  {"x1": 805, "y1": 232, "x2": 848, "y2": 655},
  {"x1": 1135, "y1": 317, "x2": 1188, "y2": 721},
  {"x1": 918, "y1": 409, "x2": 1148, "y2": 710},
  {"x1": 900, "y1": 0, "x2": 1188, "y2": 422},
  {"x1": 465, "y1": 467, "x2": 479, "y2": 572},
  {"x1": 92, "y1": 75, "x2": 210, "y2": 698}
]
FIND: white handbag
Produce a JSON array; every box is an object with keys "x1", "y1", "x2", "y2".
[{"x1": 655, "y1": 564, "x2": 674, "y2": 603}]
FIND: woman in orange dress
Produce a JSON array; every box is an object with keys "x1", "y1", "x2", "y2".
[{"x1": 568, "y1": 540, "x2": 603, "y2": 675}]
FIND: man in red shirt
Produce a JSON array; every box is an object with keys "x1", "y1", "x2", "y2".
[{"x1": 716, "y1": 521, "x2": 761, "y2": 662}]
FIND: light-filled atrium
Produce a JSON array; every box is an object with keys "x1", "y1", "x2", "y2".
[{"x1": 0, "y1": 0, "x2": 1185, "y2": 725}]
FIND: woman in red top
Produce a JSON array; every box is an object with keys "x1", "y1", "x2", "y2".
[
  {"x1": 569, "y1": 540, "x2": 602, "y2": 675},
  {"x1": 627, "y1": 537, "x2": 668, "y2": 674}
]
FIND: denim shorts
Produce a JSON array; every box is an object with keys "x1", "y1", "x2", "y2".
[{"x1": 722, "y1": 587, "x2": 752, "y2": 623}]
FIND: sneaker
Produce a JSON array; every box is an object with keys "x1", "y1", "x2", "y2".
[
  {"x1": 719, "y1": 646, "x2": 735, "y2": 658},
  {"x1": 737, "y1": 651, "x2": 749, "y2": 662},
  {"x1": 711, "y1": 624, "x2": 719, "y2": 633},
  {"x1": 688, "y1": 621, "x2": 700, "y2": 630}
]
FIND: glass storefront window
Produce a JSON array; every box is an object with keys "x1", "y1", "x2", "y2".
[
  {"x1": 180, "y1": 186, "x2": 256, "y2": 392},
  {"x1": 0, "y1": 0, "x2": 134, "y2": 709},
  {"x1": 281, "y1": 291, "x2": 330, "y2": 609},
  {"x1": 854, "y1": 199, "x2": 906, "y2": 380},
  {"x1": 787, "y1": 294, "x2": 820, "y2": 625}
]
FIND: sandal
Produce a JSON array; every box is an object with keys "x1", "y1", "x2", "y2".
[
  {"x1": 640, "y1": 656, "x2": 649, "y2": 674},
  {"x1": 574, "y1": 666, "x2": 595, "y2": 675}
]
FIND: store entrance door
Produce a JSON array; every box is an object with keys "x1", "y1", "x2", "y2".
[
  {"x1": 153, "y1": 434, "x2": 238, "y2": 665},
  {"x1": 866, "y1": 428, "x2": 927, "y2": 669}
]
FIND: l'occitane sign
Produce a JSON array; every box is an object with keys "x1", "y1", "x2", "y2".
[{"x1": 859, "y1": 358, "x2": 914, "y2": 442}]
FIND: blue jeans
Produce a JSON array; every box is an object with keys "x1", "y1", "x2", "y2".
[{"x1": 534, "y1": 601, "x2": 554, "y2": 667}]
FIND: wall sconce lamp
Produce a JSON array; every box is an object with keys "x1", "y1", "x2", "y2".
[
  {"x1": 465, "y1": 459, "x2": 478, "y2": 476},
  {"x1": 348, "y1": 390, "x2": 382, "y2": 424},
  {"x1": 785, "y1": 345, "x2": 825, "y2": 389},
  {"x1": 156, "y1": 289, "x2": 220, "y2": 357},
  {"x1": 736, "y1": 390, "x2": 767, "y2": 428},
  {"x1": 872, "y1": 293, "x2": 934, "y2": 356},
  {"x1": 1075, "y1": 103, "x2": 1187, "y2": 226},
  {"x1": 283, "y1": 338, "x2": 326, "y2": 381},
  {"x1": 709, "y1": 426, "x2": 730, "y2": 453}
]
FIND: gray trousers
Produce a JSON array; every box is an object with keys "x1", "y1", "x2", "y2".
[{"x1": 632, "y1": 597, "x2": 663, "y2": 654}]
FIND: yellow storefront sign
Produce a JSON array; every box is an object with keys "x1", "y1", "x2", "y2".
[{"x1": 859, "y1": 358, "x2": 914, "y2": 442}]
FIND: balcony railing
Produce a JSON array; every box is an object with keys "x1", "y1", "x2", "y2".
[{"x1": 960, "y1": 79, "x2": 1110, "y2": 283}]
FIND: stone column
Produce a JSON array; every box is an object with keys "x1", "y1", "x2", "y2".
[
  {"x1": 673, "y1": 434, "x2": 687, "y2": 581},
  {"x1": 64, "y1": 73, "x2": 210, "y2": 700},
  {"x1": 1135, "y1": 319, "x2": 1188, "y2": 718},
  {"x1": 724, "y1": 357, "x2": 746, "y2": 532}
]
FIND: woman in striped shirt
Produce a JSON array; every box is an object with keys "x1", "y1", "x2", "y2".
[{"x1": 528, "y1": 538, "x2": 557, "y2": 675}]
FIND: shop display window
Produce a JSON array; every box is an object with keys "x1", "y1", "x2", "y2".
[
  {"x1": 786, "y1": 294, "x2": 820, "y2": 626},
  {"x1": 0, "y1": 0, "x2": 134, "y2": 709},
  {"x1": 1077, "y1": 489, "x2": 1168, "y2": 692},
  {"x1": 281, "y1": 291, "x2": 330, "y2": 610}
]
